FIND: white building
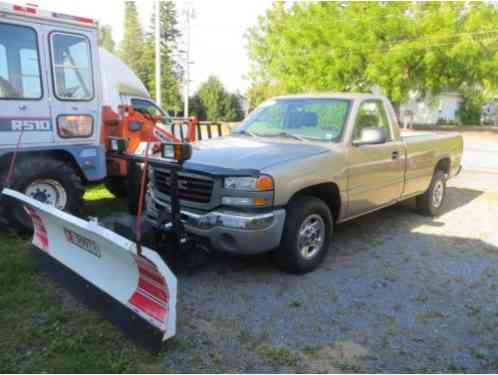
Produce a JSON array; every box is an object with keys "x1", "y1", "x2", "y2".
[{"x1": 400, "y1": 91, "x2": 463, "y2": 127}]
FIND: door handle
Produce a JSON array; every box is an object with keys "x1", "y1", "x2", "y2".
[
  {"x1": 392, "y1": 151, "x2": 400, "y2": 160},
  {"x1": 18, "y1": 105, "x2": 27, "y2": 111}
]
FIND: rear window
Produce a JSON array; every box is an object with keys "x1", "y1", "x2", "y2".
[
  {"x1": 0, "y1": 23, "x2": 42, "y2": 99},
  {"x1": 51, "y1": 33, "x2": 93, "y2": 101}
]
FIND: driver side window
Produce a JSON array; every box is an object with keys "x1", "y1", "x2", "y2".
[
  {"x1": 354, "y1": 100, "x2": 391, "y2": 141},
  {"x1": 51, "y1": 32, "x2": 93, "y2": 101}
]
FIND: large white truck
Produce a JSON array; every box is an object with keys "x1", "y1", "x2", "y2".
[{"x1": 0, "y1": 2, "x2": 174, "y2": 229}]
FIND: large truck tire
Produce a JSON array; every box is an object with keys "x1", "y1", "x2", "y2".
[
  {"x1": 3, "y1": 156, "x2": 84, "y2": 233},
  {"x1": 273, "y1": 195, "x2": 333, "y2": 274},
  {"x1": 416, "y1": 169, "x2": 446, "y2": 217},
  {"x1": 105, "y1": 176, "x2": 128, "y2": 198}
]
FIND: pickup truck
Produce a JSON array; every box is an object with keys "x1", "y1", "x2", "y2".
[{"x1": 145, "y1": 93, "x2": 463, "y2": 273}]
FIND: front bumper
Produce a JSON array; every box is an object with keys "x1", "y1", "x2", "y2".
[{"x1": 145, "y1": 192, "x2": 286, "y2": 254}]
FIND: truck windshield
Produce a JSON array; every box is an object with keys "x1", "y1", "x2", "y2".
[{"x1": 236, "y1": 98, "x2": 350, "y2": 141}]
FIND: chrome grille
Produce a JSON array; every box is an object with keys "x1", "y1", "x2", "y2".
[{"x1": 153, "y1": 170, "x2": 214, "y2": 203}]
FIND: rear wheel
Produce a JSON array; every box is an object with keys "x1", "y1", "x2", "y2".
[
  {"x1": 273, "y1": 195, "x2": 333, "y2": 274},
  {"x1": 416, "y1": 169, "x2": 447, "y2": 217},
  {"x1": 4, "y1": 156, "x2": 83, "y2": 232}
]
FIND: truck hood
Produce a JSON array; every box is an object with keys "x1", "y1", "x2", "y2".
[{"x1": 185, "y1": 136, "x2": 330, "y2": 171}]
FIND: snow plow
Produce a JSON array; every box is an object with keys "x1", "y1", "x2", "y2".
[
  {"x1": 0, "y1": 141, "x2": 198, "y2": 350},
  {"x1": 1, "y1": 187, "x2": 177, "y2": 349}
]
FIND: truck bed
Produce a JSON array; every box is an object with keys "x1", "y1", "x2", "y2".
[{"x1": 400, "y1": 130, "x2": 463, "y2": 198}]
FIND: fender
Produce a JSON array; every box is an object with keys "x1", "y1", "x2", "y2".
[{"x1": 0, "y1": 144, "x2": 107, "y2": 182}]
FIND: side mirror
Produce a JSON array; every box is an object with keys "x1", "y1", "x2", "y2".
[{"x1": 353, "y1": 127, "x2": 387, "y2": 146}]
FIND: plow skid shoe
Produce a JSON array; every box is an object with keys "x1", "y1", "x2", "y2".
[{"x1": 2, "y1": 188, "x2": 177, "y2": 350}]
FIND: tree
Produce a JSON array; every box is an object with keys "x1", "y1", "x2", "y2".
[
  {"x1": 196, "y1": 76, "x2": 227, "y2": 121},
  {"x1": 143, "y1": 1, "x2": 183, "y2": 113},
  {"x1": 246, "y1": 2, "x2": 498, "y2": 111},
  {"x1": 98, "y1": 24, "x2": 115, "y2": 53},
  {"x1": 120, "y1": 2, "x2": 147, "y2": 83},
  {"x1": 192, "y1": 76, "x2": 245, "y2": 121},
  {"x1": 223, "y1": 93, "x2": 244, "y2": 122}
]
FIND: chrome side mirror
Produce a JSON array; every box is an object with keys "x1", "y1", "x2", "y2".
[{"x1": 353, "y1": 127, "x2": 387, "y2": 146}]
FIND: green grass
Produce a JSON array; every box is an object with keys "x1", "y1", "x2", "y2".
[
  {"x1": 0, "y1": 185, "x2": 170, "y2": 373},
  {"x1": 256, "y1": 344, "x2": 301, "y2": 368}
]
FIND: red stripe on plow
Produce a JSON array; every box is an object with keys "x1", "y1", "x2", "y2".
[
  {"x1": 138, "y1": 264, "x2": 165, "y2": 286},
  {"x1": 128, "y1": 291, "x2": 167, "y2": 323},
  {"x1": 138, "y1": 277, "x2": 169, "y2": 304},
  {"x1": 25, "y1": 206, "x2": 49, "y2": 251}
]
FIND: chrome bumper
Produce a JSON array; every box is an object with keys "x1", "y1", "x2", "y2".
[{"x1": 145, "y1": 193, "x2": 286, "y2": 254}]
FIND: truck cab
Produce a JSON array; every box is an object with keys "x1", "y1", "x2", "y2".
[{"x1": 0, "y1": 3, "x2": 170, "y2": 229}]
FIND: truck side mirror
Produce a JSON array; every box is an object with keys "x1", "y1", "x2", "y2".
[{"x1": 353, "y1": 127, "x2": 387, "y2": 146}]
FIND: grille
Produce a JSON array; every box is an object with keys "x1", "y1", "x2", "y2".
[{"x1": 153, "y1": 170, "x2": 214, "y2": 203}]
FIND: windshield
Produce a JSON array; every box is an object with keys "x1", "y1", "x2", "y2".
[{"x1": 237, "y1": 98, "x2": 350, "y2": 141}]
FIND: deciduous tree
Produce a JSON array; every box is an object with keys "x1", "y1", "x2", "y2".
[{"x1": 246, "y1": 2, "x2": 498, "y2": 112}]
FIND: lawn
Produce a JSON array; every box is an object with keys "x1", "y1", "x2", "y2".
[{"x1": 0, "y1": 185, "x2": 171, "y2": 373}]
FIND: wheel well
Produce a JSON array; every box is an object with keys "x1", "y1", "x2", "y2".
[
  {"x1": 290, "y1": 183, "x2": 341, "y2": 221},
  {"x1": 0, "y1": 150, "x2": 83, "y2": 182},
  {"x1": 435, "y1": 157, "x2": 450, "y2": 175}
]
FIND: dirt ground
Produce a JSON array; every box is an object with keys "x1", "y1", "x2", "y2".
[{"x1": 153, "y1": 138, "x2": 498, "y2": 373}]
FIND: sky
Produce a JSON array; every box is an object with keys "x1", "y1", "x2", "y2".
[{"x1": 5, "y1": 0, "x2": 272, "y2": 94}]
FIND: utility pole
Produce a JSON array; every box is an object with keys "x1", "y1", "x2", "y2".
[
  {"x1": 155, "y1": 0, "x2": 161, "y2": 106},
  {"x1": 183, "y1": 4, "x2": 194, "y2": 118}
]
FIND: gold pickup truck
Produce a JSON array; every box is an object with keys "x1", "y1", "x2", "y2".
[{"x1": 146, "y1": 93, "x2": 463, "y2": 274}]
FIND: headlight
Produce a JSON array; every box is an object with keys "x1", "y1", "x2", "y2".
[
  {"x1": 57, "y1": 115, "x2": 93, "y2": 138},
  {"x1": 224, "y1": 176, "x2": 274, "y2": 191}
]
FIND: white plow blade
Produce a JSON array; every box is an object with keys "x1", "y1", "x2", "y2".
[{"x1": 2, "y1": 188, "x2": 176, "y2": 343}]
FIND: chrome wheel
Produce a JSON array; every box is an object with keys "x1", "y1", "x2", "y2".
[
  {"x1": 432, "y1": 179, "x2": 444, "y2": 208},
  {"x1": 24, "y1": 179, "x2": 68, "y2": 209},
  {"x1": 298, "y1": 214, "x2": 325, "y2": 259}
]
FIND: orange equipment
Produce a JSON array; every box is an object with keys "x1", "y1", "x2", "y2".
[
  {"x1": 101, "y1": 105, "x2": 197, "y2": 206},
  {"x1": 102, "y1": 105, "x2": 196, "y2": 179}
]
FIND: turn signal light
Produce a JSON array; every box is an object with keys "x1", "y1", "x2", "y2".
[{"x1": 255, "y1": 176, "x2": 274, "y2": 191}]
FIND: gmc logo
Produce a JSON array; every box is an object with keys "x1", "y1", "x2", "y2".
[{"x1": 12, "y1": 120, "x2": 51, "y2": 131}]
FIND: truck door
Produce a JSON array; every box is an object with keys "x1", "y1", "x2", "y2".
[
  {"x1": 347, "y1": 100, "x2": 404, "y2": 216},
  {"x1": 44, "y1": 26, "x2": 100, "y2": 145},
  {"x1": 0, "y1": 21, "x2": 52, "y2": 145}
]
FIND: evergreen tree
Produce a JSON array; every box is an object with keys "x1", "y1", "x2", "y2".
[
  {"x1": 223, "y1": 93, "x2": 244, "y2": 122},
  {"x1": 144, "y1": 1, "x2": 183, "y2": 113},
  {"x1": 97, "y1": 24, "x2": 115, "y2": 53},
  {"x1": 120, "y1": 2, "x2": 147, "y2": 83},
  {"x1": 193, "y1": 76, "x2": 244, "y2": 121}
]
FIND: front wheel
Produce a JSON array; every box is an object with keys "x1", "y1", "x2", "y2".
[
  {"x1": 273, "y1": 195, "x2": 333, "y2": 274},
  {"x1": 5, "y1": 157, "x2": 83, "y2": 232},
  {"x1": 416, "y1": 169, "x2": 447, "y2": 217}
]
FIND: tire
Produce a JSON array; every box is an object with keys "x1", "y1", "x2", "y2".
[
  {"x1": 273, "y1": 195, "x2": 333, "y2": 274},
  {"x1": 105, "y1": 176, "x2": 128, "y2": 198},
  {"x1": 416, "y1": 169, "x2": 446, "y2": 217},
  {"x1": 4, "y1": 156, "x2": 83, "y2": 232},
  {"x1": 127, "y1": 161, "x2": 145, "y2": 215}
]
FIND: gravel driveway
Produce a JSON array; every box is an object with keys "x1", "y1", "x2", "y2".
[{"x1": 154, "y1": 139, "x2": 498, "y2": 373}]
